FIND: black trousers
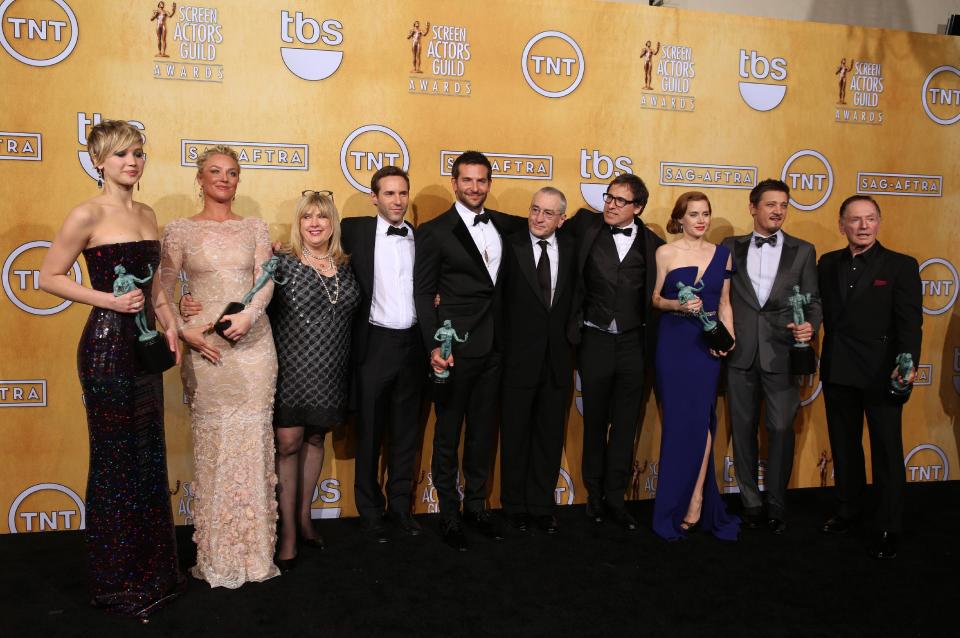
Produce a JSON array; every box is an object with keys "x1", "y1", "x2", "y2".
[
  {"x1": 577, "y1": 327, "x2": 645, "y2": 507},
  {"x1": 500, "y1": 361, "x2": 569, "y2": 516},
  {"x1": 354, "y1": 325, "x2": 424, "y2": 519},
  {"x1": 431, "y1": 352, "x2": 501, "y2": 518},
  {"x1": 823, "y1": 382, "x2": 905, "y2": 532}
]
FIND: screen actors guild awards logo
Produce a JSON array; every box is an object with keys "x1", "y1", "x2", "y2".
[
  {"x1": 150, "y1": 1, "x2": 175, "y2": 57},
  {"x1": 150, "y1": 2, "x2": 225, "y2": 83},
  {"x1": 835, "y1": 58, "x2": 884, "y2": 125},
  {"x1": 640, "y1": 41, "x2": 696, "y2": 112},
  {"x1": 406, "y1": 19, "x2": 472, "y2": 96}
]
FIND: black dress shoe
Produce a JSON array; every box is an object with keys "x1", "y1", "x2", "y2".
[
  {"x1": 767, "y1": 518, "x2": 787, "y2": 535},
  {"x1": 276, "y1": 554, "x2": 297, "y2": 573},
  {"x1": 534, "y1": 514, "x2": 559, "y2": 534},
  {"x1": 608, "y1": 507, "x2": 638, "y2": 531},
  {"x1": 822, "y1": 516, "x2": 851, "y2": 534},
  {"x1": 300, "y1": 534, "x2": 326, "y2": 550},
  {"x1": 394, "y1": 512, "x2": 423, "y2": 536},
  {"x1": 360, "y1": 517, "x2": 390, "y2": 543},
  {"x1": 506, "y1": 512, "x2": 529, "y2": 532},
  {"x1": 585, "y1": 499, "x2": 604, "y2": 524},
  {"x1": 869, "y1": 531, "x2": 899, "y2": 559},
  {"x1": 743, "y1": 512, "x2": 765, "y2": 529},
  {"x1": 463, "y1": 509, "x2": 505, "y2": 540},
  {"x1": 441, "y1": 519, "x2": 468, "y2": 552}
]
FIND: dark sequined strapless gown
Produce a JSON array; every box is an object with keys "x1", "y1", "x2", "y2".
[{"x1": 78, "y1": 241, "x2": 184, "y2": 617}]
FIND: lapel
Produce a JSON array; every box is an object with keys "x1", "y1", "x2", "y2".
[
  {"x1": 554, "y1": 232, "x2": 573, "y2": 307},
  {"x1": 358, "y1": 217, "x2": 377, "y2": 296},
  {"x1": 449, "y1": 208, "x2": 493, "y2": 284},
  {"x1": 842, "y1": 242, "x2": 886, "y2": 313},
  {"x1": 512, "y1": 232, "x2": 546, "y2": 307},
  {"x1": 764, "y1": 232, "x2": 798, "y2": 309},
  {"x1": 733, "y1": 234, "x2": 761, "y2": 309}
]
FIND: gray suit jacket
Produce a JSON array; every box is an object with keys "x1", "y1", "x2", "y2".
[{"x1": 722, "y1": 231, "x2": 822, "y2": 373}]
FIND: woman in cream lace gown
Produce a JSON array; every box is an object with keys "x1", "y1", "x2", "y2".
[{"x1": 159, "y1": 145, "x2": 279, "y2": 588}]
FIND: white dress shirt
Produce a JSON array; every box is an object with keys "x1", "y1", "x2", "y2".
[
  {"x1": 531, "y1": 231, "x2": 559, "y2": 305},
  {"x1": 369, "y1": 215, "x2": 417, "y2": 329},
  {"x1": 455, "y1": 200, "x2": 502, "y2": 282},
  {"x1": 746, "y1": 229, "x2": 784, "y2": 307}
]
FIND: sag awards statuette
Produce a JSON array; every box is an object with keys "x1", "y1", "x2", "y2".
[
  {"x1": 889, "y1": 352, "x2": 915, "y2": 403},
  {"x1": 113, "y1": 264, "x2": 175, "y2": 374},
  {"x1": 214, "y1": 256, "x2": 287, "y2": 340},
  {"x1": 787, "y1": 285, "x2": 817, "y2": 375},
  {"x1": 432, "y1": 319, "x2": 468, "y2": 383},
  {"x1": 676, "y1": 280, "x2": 734, "y2": 352}
]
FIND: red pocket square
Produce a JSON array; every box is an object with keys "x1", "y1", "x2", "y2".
[{"x1": 873, "y1": 279, "x2": 888, "y2": 286}]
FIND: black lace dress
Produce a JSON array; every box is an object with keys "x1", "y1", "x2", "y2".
[{"x1": 268, "y1": 253, "x2": 360, "y2": 431}]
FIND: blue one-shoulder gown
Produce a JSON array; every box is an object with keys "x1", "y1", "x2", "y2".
[{"x1": 652, "y1": 244, "x2": 740, "y2": 541}]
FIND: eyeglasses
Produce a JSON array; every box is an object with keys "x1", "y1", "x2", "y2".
[
  {"x1": 602, "y1": 192, "x2": 637, "y2": 208},
  {"x1": 302, "y1": 189, "x2": 334, "y2": 199},
  {"x1": 529, "y1": 205, "x2": 562, "y2": 219}
]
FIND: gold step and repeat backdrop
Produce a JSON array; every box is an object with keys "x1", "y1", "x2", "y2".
[{"x1": 2, "y1": 0, "x2": 959, "y2": 533}]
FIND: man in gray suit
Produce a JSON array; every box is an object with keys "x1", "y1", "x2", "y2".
[{"x1": 722, "y1": 178, "x2": 822, "y2": 534}]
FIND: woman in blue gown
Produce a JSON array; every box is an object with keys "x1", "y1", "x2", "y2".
[{"x1": 651, "y1": 191, "x2": 740, "y2": 541}]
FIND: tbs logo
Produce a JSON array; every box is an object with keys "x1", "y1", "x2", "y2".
[
  {"x1": 738, "y1": 49, "x2": 788, "y2": 111},
  {"x1": 578, "y1": 149, "x2": 633, "y2": 211},
  {"x1": 280, "y1": 11, "x2": 343, "y2": 81}
]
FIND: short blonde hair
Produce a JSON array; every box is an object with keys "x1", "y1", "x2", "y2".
[
  {"x1": 195, "y1": 144, "x2": 240, "y2": 175},
  {"x1": 86, "y1": 120, "x2": 144, "y2": 167},
  {"x1": 288, "y1": 191, "x2": 349, "y2": 266}
]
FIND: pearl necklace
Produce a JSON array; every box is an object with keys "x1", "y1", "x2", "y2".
[{"x1": 302, "y1": 246, "x2": 339, "y2": 305}]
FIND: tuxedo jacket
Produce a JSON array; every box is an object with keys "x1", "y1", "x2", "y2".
[
  {"x1": 722, "y1": 231, "x2": 822, "y2": 373},
  {"x1": 562, "y1": 208, "x2": 664, "y2": 355},
  {"x1": 340, "y1": 215, "x2": 419, "y2": 365},
  {"x1": 817, "y1": 241, "x2": 922, "y2": 391},
  {"x1": 413, "y1": 205, "x2": 525, "y2": 359},
  {"x1": 500, "y1": 230, "x2": 577, "y2": 389}
]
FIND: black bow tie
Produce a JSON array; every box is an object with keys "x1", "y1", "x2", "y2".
[
  {"x1": 473, "y1": 212, "x2": 490, "y2": 226},
  {"x1": 754, "y1": 234, "x2": 777, "y2": 247},
  {"x1": 386, "y1": 225, "x2": 408, "y2": 237},
  {"x1": 610, "y1": 225, "x2": 633, "y2": 236}
]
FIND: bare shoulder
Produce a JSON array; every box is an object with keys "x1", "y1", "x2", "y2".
[{"x1": 64, "y1": 200, "x2": 103, "y2": 229}]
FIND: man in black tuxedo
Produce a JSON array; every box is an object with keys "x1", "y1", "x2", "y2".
[
  {"x1": 413, "y1": 151, "x2": 525, "y2": 550},
  {"x1": 341, "y1": 166, "x2": 425, "y2": 543},
  {"x1": 818, "y1": 194, "x2": 922, "y2": 559},
  {"x1": 564, "y1": 174, "x2": 664, "y2": 530},
  {"x1": 722, "y1": 179, "x2": 821, "y2": 535},
  {"x1": 500, "y1": 187, "x2": 576, "y2": 535}
]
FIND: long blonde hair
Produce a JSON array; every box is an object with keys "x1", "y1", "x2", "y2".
[{"x1": 288, "y1": 191, "x2": 349, "y2": 265}]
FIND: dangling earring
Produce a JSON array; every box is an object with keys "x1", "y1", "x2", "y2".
[
  {"x1": 137, "y1": 180, "x2": 141, "y2": 191},
  {"x1": 96, "y1": 168, "x2": 104, "y2": 189},
  {"x1": 197, "y1": 187, "x2": 203, "y2": 200}
]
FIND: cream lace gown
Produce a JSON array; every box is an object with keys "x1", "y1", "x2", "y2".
[{"x1": 159, "y1": 218, "x2": 280, "y2": 588}]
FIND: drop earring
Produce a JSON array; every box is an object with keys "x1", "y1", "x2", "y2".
[{"x1": 96, "y1": 168, "x2": 104, "y2": 189}]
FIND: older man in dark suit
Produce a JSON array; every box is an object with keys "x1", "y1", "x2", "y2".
[{"x1": 818, "y1": 194, "x2": 922, "y2": 559}]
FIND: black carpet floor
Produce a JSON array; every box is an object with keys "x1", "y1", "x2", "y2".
[{"x1": 2, "y1": 483, "x2": 956, "y2": 638}]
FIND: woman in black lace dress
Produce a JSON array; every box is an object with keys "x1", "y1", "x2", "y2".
[{"x1": 269, "y1": 190, "x2": 360, "y2": 569}]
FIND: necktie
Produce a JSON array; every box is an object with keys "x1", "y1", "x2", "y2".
[
  {"x1": 473, "y1": 212, "x2": 490, "y2": 225},
  {"x1": 386, "y1": 225, "x2": 408, "y2": 237},
  {"x1": 610, "y1": 225, "x2": 633, "y2": 236},
  {"x1": 537, "y1": 240, "x2": 551, "y2": 307},
  {"x1": 754, "y1": 234, "x2": 777, "y2": 247}
]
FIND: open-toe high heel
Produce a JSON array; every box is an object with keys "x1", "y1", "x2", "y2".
[{"x1": 680, "y1": 518, "x2": 700, "y2": 533}]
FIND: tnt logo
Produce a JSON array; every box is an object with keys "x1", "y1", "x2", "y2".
[
  {"x1": 3, "y1": 240, "x2": 81, "y2": 315},
  {"x1": 8, "y1": 483, "x2": 85, "y2": 533},
  {"x1": 904, "y1": 444, "x2": 949, "y2": 482},
  {"x1": 77, "y1": 112, "x2": 146, "y2": 181},
  {"x1": 309, "y1": 478, "x2": 342, "y2": 519},
  {"x1": 554, "y1": 468, "x2": 575, "y2": 505},
  {"x1": 737, "y1": 49, "x2": 788, "y2": 111},
  {"x1": 579, "y1": 149, "x2": 633, "y2": 211},
  {"x1": 0, "y1": 132, "x2": 41, "y2": 160},
  {"x1": 0, "y1": 380, "x2": 47, "y2": 407},
  {"x1": 921, "y1": 65, "x2": 960, "y2": 126},
  {"x1": 279, "y1": 11, "x2": 343, "y2": 81},
  {"x1": 521, "y1": 31, "x2": 584, "y2": 98},
  {"x1": 0, "y1": 0, "x2": 78, "y2": 67},
  {"x1": 919, "y1": 257, "x2": 958, "y2": 316},
  {"x1": 339, "y1": 124, "x2": 410, "y2": 193},
  {"x1": 780, "y1": 149, "x2": 834, "y2": 211}
]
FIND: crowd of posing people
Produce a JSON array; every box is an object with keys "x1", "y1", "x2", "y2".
[{"x1": 38, "y1": 121, "x2": 922, "y2": 619}]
